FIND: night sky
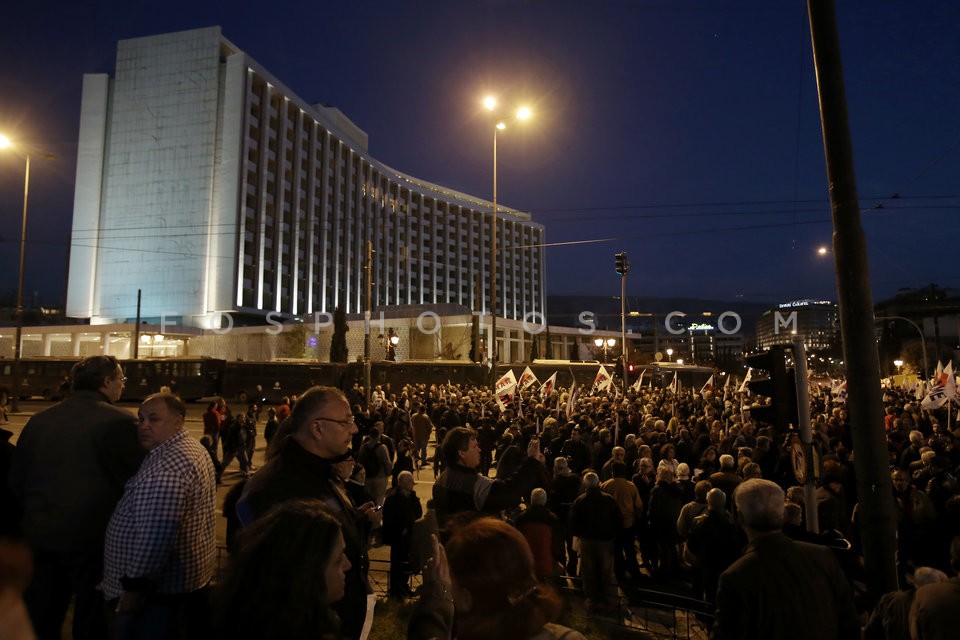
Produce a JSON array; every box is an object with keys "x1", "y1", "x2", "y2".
[{"x1": 1, "y1": 0, "x2": 958, "y2": 312}]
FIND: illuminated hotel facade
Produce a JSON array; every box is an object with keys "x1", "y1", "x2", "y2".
[
  {"x1": 754, "y1": 299, "x2": 840, "y2": 351},
  {"x1": 66, "y1": 26, "x2": 546, "y2": 330}
]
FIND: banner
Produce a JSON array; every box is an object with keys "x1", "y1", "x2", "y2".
[
  {"x1": 518, "y1": 366, "x2": 539, "y2": 391},
  {"x1": 738, "y1": 368, "x2": 752, "y2": 394},
  {"x1": 540, "y1": 372, "x2": 558, "y2": 400},
  {"x1": 632, "y1": 369, "x2": 645, "y2": 392},
  {"x1": 699, "y1": 374, "x2": 715, "y2": 399},
  {"x1": 566, "y1": 384, "x2": 580, "y2": 420},
  {"x1": 494, "y1": 370, "x2": 518, "y2": 411},
  {"x1": 593, "y1": 365, "x2": 613, "y2": 392}
]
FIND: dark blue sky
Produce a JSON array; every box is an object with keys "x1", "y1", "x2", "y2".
[{"x1": 1, "y1": 0, "x2": 958, "y2": 311}]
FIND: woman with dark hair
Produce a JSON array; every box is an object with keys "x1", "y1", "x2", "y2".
[
  {"x1": 410, "y1": 518, "x2": 586, "y2": 640},
  {"x1": 213, "y1": 499, "x2": 351, "y2": 640}
]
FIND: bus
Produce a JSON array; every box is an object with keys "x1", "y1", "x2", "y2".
[
  {"x1": 220, "y1": 360, "x2": 344, "y2": 405},
  {"x1": 122, "y1": 358, "x2": 226, "y2": 402},
  {"x1": 0, "y1": 357, "x2": 226, "y2": 401}
]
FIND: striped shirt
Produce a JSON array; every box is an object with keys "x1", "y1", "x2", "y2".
[{"x1": 101, "y1": 430, "x2": 217, "y2": 599}]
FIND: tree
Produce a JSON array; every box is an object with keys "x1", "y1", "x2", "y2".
[
  {"x1": 469, "y1": 315, "x2": 480, "y2": 362},
  {"x1": 330, "y1": 306, "x2": 349, "y2": 363},
  {"x1": 528, "y1": 334, "x2": 540, "y2": 361}
]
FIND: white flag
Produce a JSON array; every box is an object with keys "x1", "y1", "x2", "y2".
[
  {"x1": 540, "y1": 372, "x2": 558, "y2": 400},
  {"x1": 632, "y1": 369, "x2": 645, "y2": 392},
  {"x1": 494, "y1": 370, "x2": 518, "y2": 411},
  {"x1": 566, "y1": 384, "x2": 580, "y2": 420},
  {"x1": 738, "y1": 368, "x2": 752, "y2": 394},
  {"x1": 518, "y1": 366, "x2": 539, "y2": 391},
  {"x1": 669, "y1": 372, "x2": 679, "y2": 394},
  {"x1": 593, "y1": 365, "x2": 613, "y2": 392},
  {"x1": 699, "y1": 375, "x2": 715, "y2": 399}
]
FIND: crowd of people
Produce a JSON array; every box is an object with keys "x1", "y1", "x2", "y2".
[{"x1": 2, "y1": 355, "x2": 960, "y2": 640}]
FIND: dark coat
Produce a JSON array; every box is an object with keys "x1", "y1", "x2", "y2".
[
  {"x1": 238, "y1": 438, "x2": 371, "y2": 640},
  {"x1": 9, "y1": 390, "x2": 143, "y2": 551},
  {"x1": 711, "y1": 533, "x2": 859, "y2": 640},
  {"x1": 569, "y1": 487, "x2": 622, "y2": 541}
]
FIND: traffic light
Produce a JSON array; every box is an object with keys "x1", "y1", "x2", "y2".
[
  {"x1": 615, "y1": 252, "x2": 629, "y2": 275},
  {"x1": 745, "y1": 345, "x2": 798, "y2": 433}
]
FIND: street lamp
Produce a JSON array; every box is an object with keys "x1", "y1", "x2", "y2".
[
  {"x1": 378, "y1": 328, "x2": 400, "y2": 361},
  {"x1": 593, "y1": 337, "x2": 616, "y2": 363},
  {"x1": 666, "y1": 348, "x2": 674, "y2": 362},
  {"x1": 0, "y1": 134, "x2": 50, "y2": 412},
  {"x1": 894, "y1": 359, "x2": 903, "y2": 376},
  {"x1": 483, "y1": 96, "x2": 531, "y2": 367}
]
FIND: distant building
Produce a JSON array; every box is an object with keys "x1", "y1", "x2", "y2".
[
  {"x1": 66, "y1": 26, "x2": 545, "y2": 331},
  {"x1": 755, "y1": 300, "x2": 839, "y2": 351}
]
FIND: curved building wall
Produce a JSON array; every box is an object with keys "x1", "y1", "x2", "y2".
[{"x1": 67, "y1": 26, "x2": 546, "y2": 329}]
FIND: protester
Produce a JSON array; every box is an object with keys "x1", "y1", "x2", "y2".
[
  {"x1": 409, "y1": 519, "x2": 587, "y2": 640},
  {"x1": 213, "y1": 499, "x2": 349, "y2": 640},
  {"x1": 710, "y1": 479, "x2": 859, "y2": 640},
  {"x1": 9, "y1": 356, "x2": 143, "y2": 640},
  {"x1": 101, "y1": 393, "x2": 217, "y2": 639}
]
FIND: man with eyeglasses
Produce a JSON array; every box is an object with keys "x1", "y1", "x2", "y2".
[
  {"x1": 10, "y1": 355, "x2": 144, "y2": 640},
  {"x1": 238, "y1": 386, "x2": 379, "y2": 640}
]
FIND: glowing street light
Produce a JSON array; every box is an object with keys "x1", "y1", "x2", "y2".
[
  {"x1": 594, "y1": 337, "x2": 616, "y2": 363},
  {"x1": 482, "y1": 95, "x2": 531, "y2": 366},
  {"x1": 0, "y1": 133, "x2": 53, "y2": 412}
]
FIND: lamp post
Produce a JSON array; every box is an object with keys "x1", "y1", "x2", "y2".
[
  {"x1": 893, "y1": 359, "x2": 903, "y2": 377},
  {"x1": 483, "y1": 97, "x2": 530, "y2": 368},
  {"x1": 0, "y1": 134, "x2": 41, "y2": 413},
  {"x1": 876, "y1": 315, "x2": 928, "y2": 380},
  {"x1": 593, "y1": 337, "x2": 616, "y2": 363},
  {"x1": 666, "y1": 348, "x2": 674, "y2": 362}
]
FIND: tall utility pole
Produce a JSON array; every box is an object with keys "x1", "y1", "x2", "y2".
[
  {"x1": 11, "y1": 153, "x2": 30, "y2": 413},
  {"x1": 807, "y1": 0, "x2": 897, "y2": 598},
  {"x1": 364, "y1": 241, "x2": 373, "y2": 407},
  {"x1": 490, "y1": 124, "x2": 500, "y2": 369},
  {"x1": 615, "y1": 252, "x2": 630, "y2": 390}
]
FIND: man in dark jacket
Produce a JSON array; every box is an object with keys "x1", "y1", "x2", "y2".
[
  {"x1": 685, "y1": 488, "x2": 745, "y2": 603},
  {"x1": 710, "y1": 479, "x2": 859, "y2": 640},
  {"x1": 238, "y1": 386, "x2": 378, "y2": 640},
  {"x1": 9, "y1": 356, "x2": 143, "y2": 640},
  {"x1": 381, "y1": 470, "x2": 422, "y2": 597},
  {"x1": 432, "y1": 426, "x2": 547, "y2": 531},
  {"x1": 570, "y1": 472, "x2": 622, "y2": 614}
]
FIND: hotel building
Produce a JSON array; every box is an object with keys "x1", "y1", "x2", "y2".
[{"x1": 66, "y1": 26, "x2": 546, "y2": 333}]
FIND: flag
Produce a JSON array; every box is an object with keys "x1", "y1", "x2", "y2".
[
  {"x1": 540, "y1": 372, "x2": 558, "y2": 400},
  {"x1": 632, "y1": 369, "x2": 645, "y2": 392},
  {"x1": 699, "y1": 374, "x2": 715, "y2": 399},
  {"x1": 722, "y1": 373, "x2": 732, "y2": 402},
  {"x1": 494, "y1": 370, "x2": 518, "y2": 411},
  {"x1": 566, "y1": 384, "x2": 580, "y2": 420},
  {"x1": 921, "y1": 384, "x2": 950, "y2": 410},
  {"x1": 922, "y1": 368, "x2": 958, "y2": 410},
  {"x1": 738, "y1": 368, "x2": 752, "y2": 393},
  {"x1": 831, "y1": 379, "x2": 847, "y2": 402},
  {"x1": 593, "y1": 365, "x2": 613, "y2": 393},
  {"x1": 518, "y1": 366, "x2": 539, "y2": 391},
  {"x1": 669, "y1": 372, "x2": 679, "y2": 394}
]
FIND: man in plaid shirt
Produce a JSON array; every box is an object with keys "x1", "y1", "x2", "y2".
[{"x1": 102, "y1": 393, "x2": 217, "y2": 638}]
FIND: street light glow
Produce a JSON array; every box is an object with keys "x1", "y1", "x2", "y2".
[
  {"x1": 496, "y1": 121, "x2": 506, "y2": 130},
  {"x1": 0, "y1": 134, "x2": 10, "y2": 149},
  {"x1": 817, "y1": 246, "x2": 829, "y2": 255},
  {"x1": 483, "y1": 96, "x2": 497, "y2": 111},
  {"x1": 516, "y1": 106, "x2": 532, "y2": 120}
]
